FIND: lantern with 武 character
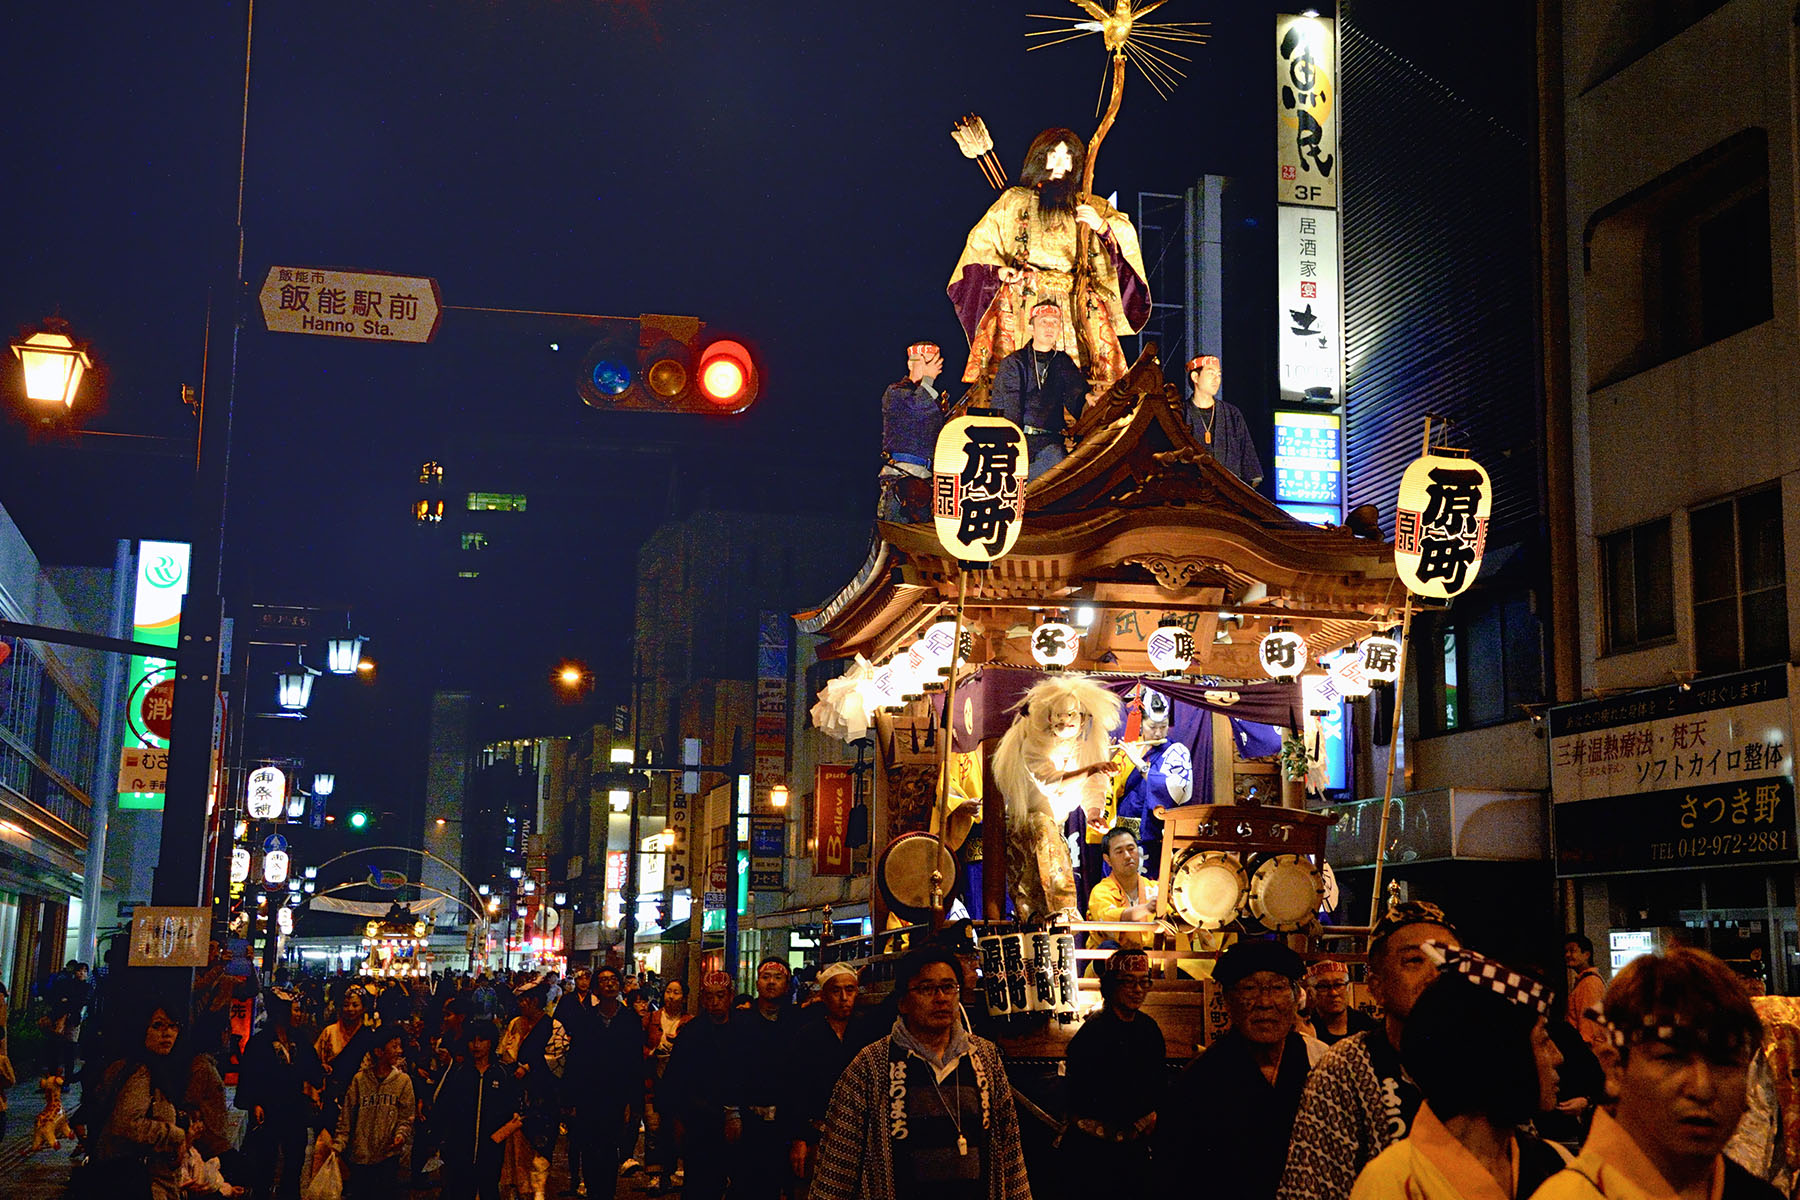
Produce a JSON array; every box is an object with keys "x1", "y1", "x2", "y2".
[
  {"x1": 1394, "y1": 452, "x2": 1491, "y2": 600},
  {"x1": 1031, "y1": 621, "x2": 1079, "y2": 668},
  {"x1": 933, "y1": 413, "x2": 1028, "y2": 561},
  {"x1": 246, "y1": 766, "x2": 286, "y2": 820},
  {"x1": 1360, "y1": 635, "x2": 1401, "y2": 684},
  {"x1": 1146, "y1": 617, "x2": 1195, "y2": 676},
  {"x1": 1259, "y1": 625, "x2": 1307, "y2": 681}
]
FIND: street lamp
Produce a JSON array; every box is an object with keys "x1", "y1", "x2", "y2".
[
  {"x1": 9, "y1": 321, "x2": 92, "y2": 409},
  {"x1": 478, "y1": 884, "x2": 490, "y2": 896},
  {"x1": 553, "y1": 890, "x2": 568, "y2": 906},
  {"x1": 312, "y1": 773, "x2": 335, "y2": 797},
  {"x1": 326, "y1": 635, "x2": 365, "y2": 675},
  {"x1": 770, "y1": 784, "x2": 789, "y2": 809},
  {"x1": 276, "y1": 665, "x2": 319, "y2": 711},
  {"x1": 508, "y1": 866, "x2": 523, "y2": 880}
]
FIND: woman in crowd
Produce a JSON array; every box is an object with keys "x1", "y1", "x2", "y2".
[
  {"x1": 643, "y1": 978, "x2": 692, "y2": 1191},
  {"x1": 1350, "y1": 947, "x2": 1570, "y2": 1200},
  {"x1": 90, "y1": 1002, "x2": 190, "y2": 1200},
  {"x1": 314, "y1": 986, "x2": 379, "y2": 1132}
]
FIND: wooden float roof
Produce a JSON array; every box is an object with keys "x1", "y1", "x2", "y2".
[{"x1": 799, "y1": 354, "x2": 1409, "y2": 679}]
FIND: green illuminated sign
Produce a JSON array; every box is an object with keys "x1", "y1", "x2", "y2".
[{"x1": 118, "y1": 541, "x2": 189, "y2": 810}]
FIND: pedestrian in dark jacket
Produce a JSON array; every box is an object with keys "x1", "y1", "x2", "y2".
[
  {"x1": 558, "y1": 965, "x2": 648, "y2": 1197},
  {"x1": 660, "y1": 972, "x2": 740, "y2": 1200},
  {"x1": 433, "y1": 1021, "x2": 522, "y2": 1200},
  {"x1": 726, "y1": 959, "x2": 802, "y2": 1200},
  {"x1": 236, "y1": 989, "x2": 323, "y2": 1200}
]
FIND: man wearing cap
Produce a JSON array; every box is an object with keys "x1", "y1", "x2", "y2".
[
  {"x1": 1304, "y1": 960, "x2": 1380, "y2": 1047},
  {"x1": 497, "y1": 980, "x2": 569, "y2": 1200},
  {"x1": 726, "y1": 958, "x2": 802, "y2": 1200},
  {"x1": 1064, "y1": 950, "x2": 1165, "y2": 1193},
  {"x1": 1184, "y1": 355, "x2": 1262, "y2": 488},
  {"x1": 879, "y1": 342, "x2": 950, "y2": 523},
  {"x1": 1533, "y1": 946, "x2": 1778, "y2": 1200},
  {"x1": 788, "y1": 963, "x2": 870, "y2": 1191},
  {"x1": 661, "y1": 971, "x2": 739, "y2": 1200},
  {"x1": 1277, "y1": 899, "x2": 1460, "y2": 1200},
  {"x1": 1161, "y1": 939, "x2": 1327, "y2": 1198},
  {"x1": 990, "y1": 299, "x2": 1088, "y2": 477}
]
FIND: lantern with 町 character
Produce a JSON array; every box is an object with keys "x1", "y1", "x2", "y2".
[{"x1": 933, "y1": 413, "x2": 1028, "y2": 562}]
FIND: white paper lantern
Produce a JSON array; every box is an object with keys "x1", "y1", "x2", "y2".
[
  {"x1": 917, "y1": 621, "x2": 958, "y2": 676},
  {"x1": 1031, "y1": 621, "x2": 1079, "y2": 668},
  {"x1": 1394, "y1": 452, "x2": 1492, "y2": 600},
  {"x1": 932, "y1": 413, "x2": 1029, "y2": 561},
  {"x1": 1331, "y1": 651, "x2": 1372, "y2": 698},
  {"x1": 277, "y1": 906, "x2": 294, "y2": 935},
  {"x1": 1259, "y1": 629, "x2": 1307, "y2": 680},
  {"x1": 246, "y1": 766, "x2": 286, "y2": 820},
  {"x1": 1360, "y1": 635, "x2": 1401, "y2": 684},
  {"x1": 263, "y1": 848, "x2": 290, "y2": 886},
  {"x1": 1146, "y1": 618, "x2": 1195, "y2": 676},
  {"x1": 230, "y1": 847, "x2": 251, "y2": 885}
]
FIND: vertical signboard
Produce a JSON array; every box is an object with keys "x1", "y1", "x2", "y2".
[
  {"x1": 1276, "y1": 206, "x2": 1341, "y2": 406},
  {"x1": 814, "y1": 764, "x2": 854, "y2": 877},
  {"x1": 1273, "y1": 410, "x2": 1342, "y2": 524},
  {"x1": 748, "y1": 815, "x2": 786, "y2": 890},
  {"x1": 1276, "y1": 14, "x2": 1338, "y2": 207},
  {"x1": 753, "y1": 612, "x2": 788, "y2": 813},
  {"x1": 119, "y1": 541, "x2": 190, "y2": 809},
  {"x1": 1549, "y1": 665, "x2": 1797, "y2": 875}
]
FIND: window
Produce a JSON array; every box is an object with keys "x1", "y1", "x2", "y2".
[
  {"x1": 1601, "y1": 517, "x2": 1674, "y2": 653},
  {"x1": 1416, "y1": 587, "x2": 1545, "y2": 736},
  {"x1": 419, "y1": 461, "x2": 444, "y2": 485},
  {"x1": 467, "y1": 492, "x2": 527, "y2": 513},
  {"x1": 1691, "y1": 486, "x2": 1786, "y2": 674},
  {"x1": 460, "y1": 532, "x2": 488, "y2": 551},
  {"x1": 457, "y1": 570, "x2": 480, "y2": 579},
  {"x1": 413, "y1": 499, "x2": 443, "y2": 524},
  {"x1": 1584, "y1": 129, "x2": 1771, "y2": 386}
]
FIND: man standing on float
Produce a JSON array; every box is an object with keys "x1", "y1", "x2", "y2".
[{"x1": 949, "y1": 128, "x2": 1150, "y2": 393}]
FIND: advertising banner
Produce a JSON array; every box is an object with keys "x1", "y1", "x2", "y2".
[
  {"x1": 1548, "y1": 665, "x2": 1797, "y2": 875},
  {"x1": 814, "y1": 764, "x2": 854, "y2": 877},
  {"x1": 749, "y1": 815, "x2": 786, "y2": 890},
  {"x1": 1276, "y1": 206, "x2": 1340, "y2": 407},
  {"x1": 119, "y1": 541, "x2": 190, "y2": 810},
  {"x1": 1276, "y1": 14, "x2": 1338, "y2": 207}
]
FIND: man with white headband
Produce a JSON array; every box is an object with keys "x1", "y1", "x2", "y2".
[{"x1": 788, "y1": 963, "x2": 870, "y2": 1190}]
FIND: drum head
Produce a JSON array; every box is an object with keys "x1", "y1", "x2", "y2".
[
  {"x1": 1247, "y1": 853, "x2": 1325, "y2": 932},
  {"x1": 876, "y1": 832, "x2": 957, "y2": 920},
  {"x1": 1168, "y1": 850, "x2": 1247, "y2": 931}
]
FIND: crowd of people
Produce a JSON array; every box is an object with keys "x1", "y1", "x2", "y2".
[{"x1": 13, "y1": 905, "x2": 1792, "y2": 1200}]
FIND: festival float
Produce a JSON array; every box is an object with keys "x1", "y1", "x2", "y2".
[{"x1": 802, "y1": 2, "x2": 1494, "y2": 1064}]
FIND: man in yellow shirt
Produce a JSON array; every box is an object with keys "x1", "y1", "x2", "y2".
[{"x1": 1085, "y1": 827, "x2": 1157, "y2": 951}]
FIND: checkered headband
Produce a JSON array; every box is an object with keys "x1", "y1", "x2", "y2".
[
  {"x1": 907, "y1": 343, "x2": 940, "y2": 361},
  {"x1": 1422, "y1": 942, "x2": 1551, "y2": 1017}
]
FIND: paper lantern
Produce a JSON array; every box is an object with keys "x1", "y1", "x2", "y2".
[
  {"x1": 230, "y1": 847, "x2": 251, "y2": 884},
  {"x1": 1259, "y1": 628, "x2": 1307, "y2": 680},
  {"x1": 1146, "y1": 618, "x2": 1195, "y2": 676},
  {"x1": 1031, "y1": 621, "x2": 1079, "y2": 668},
  {"x1": 246, "y1": 766, "x2": 286, "y2": 820},
  {"x1": 263, "y1": 849, "x2": 290, "y2": 886},
  {"x1": 1330, "y1": 651, "x2": 1372, "y2": 699},
  {"x1": 933, "y1": 413, "x2": 1028, "y2": 561},
  {"x1": 1394, "y1": 453, "x2": 1491, "y2": 599},
  {"x1": 276, "y1": 906, "x2": 294, "y2": 935},
  {"x1": 1360, "y1": 635, "x2": 1401, "y2": 684}
]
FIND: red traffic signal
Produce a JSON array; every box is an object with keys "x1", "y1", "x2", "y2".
[{"x1": 577, "y1": 315, "x2": 759, "y2": 415}]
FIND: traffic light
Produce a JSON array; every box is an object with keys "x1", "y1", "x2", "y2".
[
  {"x1": 347, "y1": 809, "x2": 371, "y2": 831},
  {"x1": 576, "y1": 314, "x2": 759, "y2": 415}
]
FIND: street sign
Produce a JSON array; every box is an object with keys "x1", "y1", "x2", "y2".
[
  {"x1": 703, "y1": 890, "x2": 726, "y2": 910},
  {"x1": 708, "y1": 860, "x2": 728, "y2": 889},
  {"x1": 118, "y1": 746, "x2": 168, "y2": 796},
  {"x1": 127, "y1": 905, "x2": 210, "y2": 967},
  {"x1": 262, "y1": 832, "x2": 288, "y2": 854},
  {"x1": 258, "y1": 266, "x2": 443, "y2": 345}
]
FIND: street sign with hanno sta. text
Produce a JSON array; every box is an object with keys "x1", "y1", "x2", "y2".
[{"x1": 258, "y1": 266, "x2": 442, "y2": 344}]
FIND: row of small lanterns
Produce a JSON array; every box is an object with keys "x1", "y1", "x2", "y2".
[{"x1": 864, "y1": 612, "x2": 1403, "y2": 704}]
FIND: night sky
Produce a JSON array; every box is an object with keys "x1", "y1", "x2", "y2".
[{"x1": 0, "y1": 3, "x2": 1532, "y2": 832}]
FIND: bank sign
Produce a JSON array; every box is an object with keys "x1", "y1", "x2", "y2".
[
  {"x1": 118, "y1": 541, "x2": 190, "y2": 810},
  {"x1": 1548, "y1": 664, "x2": 1796, "y2": 875}
]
